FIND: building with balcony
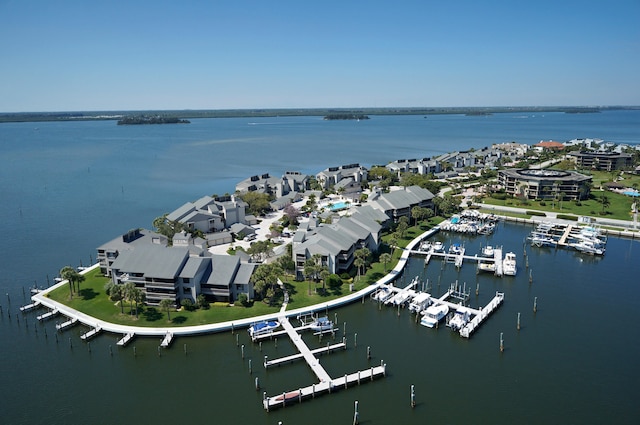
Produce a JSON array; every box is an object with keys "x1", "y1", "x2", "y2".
[
  {"x1": 568, "y1": 151, "x2": 633, "y2": 171},
  {"x1": 498, "y1": 169, "x2": 592, "y2": 200}
]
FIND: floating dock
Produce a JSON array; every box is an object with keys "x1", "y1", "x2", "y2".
[{"x1": 413, "y1": 246, "x2": 505, "y2": 277}]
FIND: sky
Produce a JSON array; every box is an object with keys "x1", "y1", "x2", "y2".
[{"x1": 1, "y1": 0, "x2": 639, "y2": 112}]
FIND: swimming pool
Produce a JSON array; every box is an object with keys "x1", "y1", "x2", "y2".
[{"x1": 329, "y1": 201, "x2": 351, "y2": 211}]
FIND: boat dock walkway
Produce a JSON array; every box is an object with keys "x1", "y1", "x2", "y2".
[
  {"x1": 557, "y1": 225, "x2": 575, "y2": 246},
  {"x1": 412, "y1": 246, "x2": 505, "y2": 276},
  {"x1": 263, "y1": 364, "x2": 386, "y2": 411},
  {"x1": 264, "y1": 341, "x2": 346, "y2": 368},
  {"x1": 55, "y1": 317, "x2": 78, "y2": 331},
  {"x1": 117, "y1": 333, "x2": 135, "y2": 347},
  {"x1": 280, "y1": 316, "x2": 332, "y2": 382},
  {"x1": 36, "y1": 308, "x2": 59, "y2": 321},
  {"x1": 260, "y1": 314, "x2": 386, "y2": 410},
  {"x1": 459, "y1": 291, "x2": 505, "y2": 338},
  {"x1": 19, "y1": 301, "x2": 40, "y2": 312},
  {"x1": 160, "y1": 332, "x2": 174, "y2": 348},
  {"x1": 80, "y1": 326, "x2": 101, "y2": 341}
]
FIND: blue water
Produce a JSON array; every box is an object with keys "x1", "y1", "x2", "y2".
[
  {"x1": 330, "y1": 201, "x2": 351, "y2": 211},
  {"x1": 0, "y1": 110, "x2": 639, "y2": 424}
]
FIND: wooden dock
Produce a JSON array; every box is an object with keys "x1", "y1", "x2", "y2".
[
  {"x1": 557, "y1": 225, "x2": 574, "y2": 246},
  {"x1": 55, "y1": 317, "x2": 78, "y2": 331},
  {"x1": 117, "y1": 332, "x2": 135, "y2": 347},
  {"x1": 263, "y1": 364, "x2": 386, "y2": 411},
  {"x1": 80, "y1": 326, "x2": 101, "y2": 341}
]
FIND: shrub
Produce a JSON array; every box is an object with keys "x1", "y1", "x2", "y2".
[
  {"x1": 236, "y1": 293, "x2": 249, "y2": 307},
  {"x1": 326, "y1": 274, "x2": 343, "y2": 290},
  {"x1": 539, "y1": 201, "x2": 546, "y2": 206},
  {"x1": 340, "y1": 273, "x2": 351, "y2": 280},
  {"x1": 557, "y1": 214, "x2": 578, "y2": 221},
  {"x1": 181, "y1": 298, "x2": 196, "y2": 311},
  {"x1": 526, "y1": 210, "x2": 546, "y2": 217}
]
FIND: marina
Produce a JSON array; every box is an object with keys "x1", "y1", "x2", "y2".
[
  {"x1": 411, "y1": 241, "x2": 512, "y2": 276},
  {"x1": 528, "y1": 222, "x2": 607, "y2": 255}
]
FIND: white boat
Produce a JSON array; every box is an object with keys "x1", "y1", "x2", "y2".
[
  {"x1": 420, "y1": 304, "x2": 449, "y2": 328},
  {"x1": 248, "y1": 320, "x2": 280, "y2": 338},
  {"x1": 432, "y1": 241, "x2": 444, "y2": 252},
  {"x1": 420, "y1": 241, "x2": 432, "y2": 251},
  {"x1": 309, "y1": 316, "x2": 333, "y2": 332},
  {"x1": 448, "y1": 306, "x2": 472, "y2": 331},
  {"x1": 408, "y1": 292, "x2": 432, "y2": 313},
  {"x1": 449, "y1": 243, "x2": 462, "y2": 255},
  {"x1": 477, "y1": 261, "x2": 496, "y2": 273},
  {"x1": 481, "y1": 245, "x2": 494, "y2": 257},
  {"x1": 529, "y1": 233, "x2": 557, "y2": 247},
  {"x1": 372, "y1": 285, "x2": 393, "y2": 303},
  {"x1": 502, "y1": 252, "x2": 517, "y2": 276},
  {"x1": 570, "y1": 239, "x2": 605, "y2": 255}
]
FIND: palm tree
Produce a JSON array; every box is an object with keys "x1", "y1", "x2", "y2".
[
  {"x1": 123, "y1": 282, "x2": 136, "y2": 315},
  {"x1": 60, "y1": 266, "x2": 84, "y2": 298},
  {"x1": 159, "y1": 298, "x2": 173, "y2": 321},
  {"x1": 353, "y1": 257, "x2": 365, "y2": 281},
  {"x1": 379, "y1": 253, "x2": 392, "y2": 272},
  {"x1": 599, "y1": 193, "x2": 611, "y2": 214}
]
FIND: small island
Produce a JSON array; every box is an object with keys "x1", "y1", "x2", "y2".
[
  {"x1": 323, "y1": 113, "x2": 370, "y2": 121},
  {"x1": 117, "y1": 115, "x2": 190, "y2": 125}
]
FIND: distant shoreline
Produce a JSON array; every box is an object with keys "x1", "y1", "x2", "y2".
[{"x1": 1, "y1": 106, "x2": 637, "y2": 123}]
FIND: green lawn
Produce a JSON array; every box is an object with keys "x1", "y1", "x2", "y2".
[
  {"x1": 482, "y1": 190, "x2": 636, "y2": 221},
  {"x1": 44, "y1": 220, "x2": 443, "y2": 327}
]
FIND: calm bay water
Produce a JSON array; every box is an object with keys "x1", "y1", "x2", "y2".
[{"x1": 1, "y1": 111, "x2": 639, "y2": 424}]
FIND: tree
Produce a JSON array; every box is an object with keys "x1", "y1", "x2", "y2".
[
  {"x1": 326, "y1": 274, "x2": 343, "y2": 290},
  {"x1": 354, "y1": 248, "x2": 371, "y2": 278},
  {"x1": 159, "y1": 298, "x2": 173, "y2": 321},
  {"x1": 411, "y1": 206, "x2": 423, "y2": 226},
  {"x1": 283, "y1": 204, "x2": 301, "y2": 226},
  {"x1": 123, "y1": 282, "x2": 136, "y2": 315},
  {"x1": 105, "y1": 282, "x2": 125, "y2": 314},
  {"x1": 197, "y1": 294, "x2": 210, "y2": 310},
  {"x1": 240, "y1": 191, "x2": 273, "y2": 216},
  {"x1": 60, "y1": 266, "x2": 84, "y2": 298},
  {"x1": 379, "y1": 253, "x2": 392, "y2": 272},
  {"x1": 599, "y1": 193, "x2": 611, "y2": 214},
  {"x1": 250, "y1": 263, "x2": 283, "y2": 304},
  {"x1": 181, "y1": 298, "x2": 195, "y2": 311}
]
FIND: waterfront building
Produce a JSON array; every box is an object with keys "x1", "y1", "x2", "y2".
[
  {"x1": 236, "y1": 171, "x2": 310, "y2": 198},
  {"x1": 166, "y1": 194, "x2": 250, "y2": 234},
  {"x1": 386, "y1": 158, "x2": 441, "y2": 177},
  {"x1": 99, "y1": 228, "x2": 255, "y2": 306},
  {"x1": 568, "y1": 151, "x2": 634, "y2": 171},
  {"x1": 292, "y1": 207, "x2": 382, "y2": 279},
  {"x1": 533, "y1": 140, "x2": 565, "y2": 151},
  {"x1": 316, "y1": 163, "x2": 367, "y2": 189},
  {"x1": 367, "y1": 185, "x2": 435, "y2": 222},
  {"x1": 498, "y1": 169, "x2": 592, "y2": 200}
]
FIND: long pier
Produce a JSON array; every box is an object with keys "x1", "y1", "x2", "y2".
[
  {"x1": 412, "y1": 246, "x2": 505, "y2": 276},
  {"x1": 260, "y1": 315, "x2": 386, "y2": 410}
]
